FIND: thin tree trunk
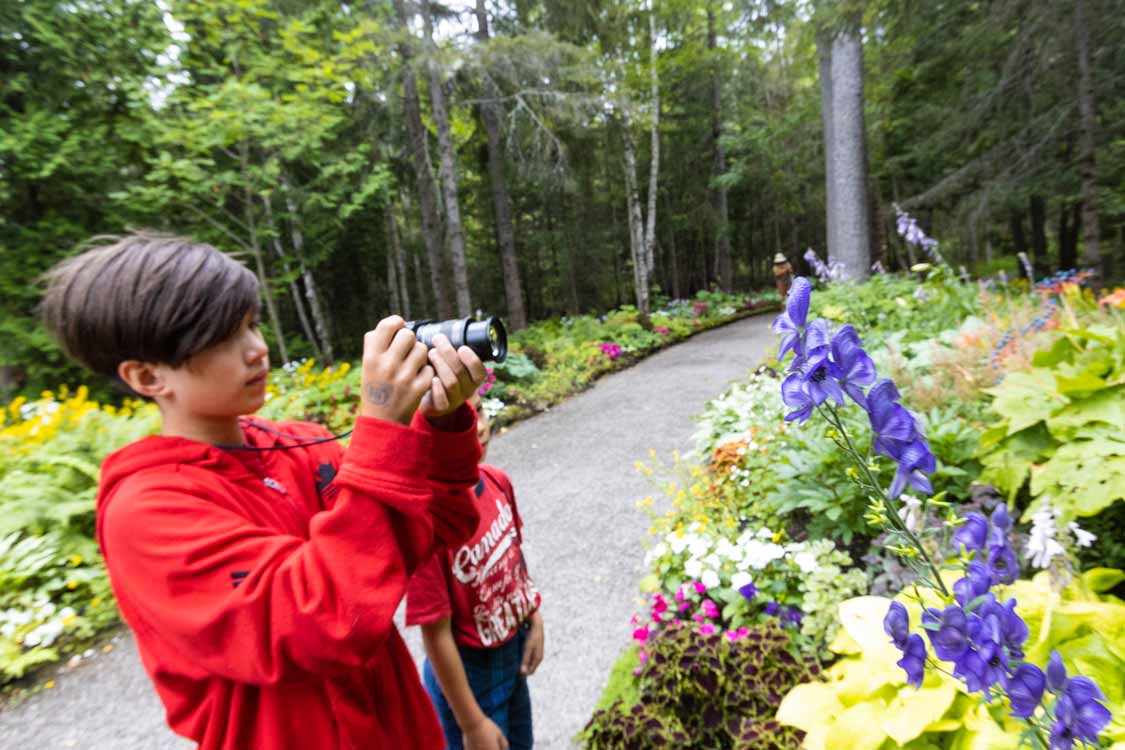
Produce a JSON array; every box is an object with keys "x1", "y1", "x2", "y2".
[
  {"x1": 644, "y1": 6, "x2": 660, "y2": 280},
  {"x1": 262, "y1": 195, "x2": 320, "y2": 359},
  {"x1": 385, "y1": 207, "x2": 411, "y2": 318},
  {"x1": 620, "y1": 112, "x2": 650, "y2": 314},
  {"x1": 239, "y1": 143, "x2": 287, "y2": 364},
  {"x1": 1030, "y1": 194, "x2": 1047, "y2": 275},
  {"x1": 1074, "y1": 0, "x2": 1101, "y2": 274},
  {"x1": 393, "y1": 0, "x2": 452, "y2": 319},
  {"x1": 827, "y1": 23, "x2": 871, "y2": 279},
  {"x1": 474, "y1": 0, "x2": 527, "y2": 330},
  {"x1": 1009, "y1": 209, "x2": 1028, "y2": 256},
  {"x1": 708, "y1": 3, "x2": 733, "y2": 291},
  {"x1": 422, "y1": 0, "x2": 471, "y2": 317},
  {"x1": 282, "y1": 184, "x2": 334, "y2": 363},
  {"x1": 412, "y1": 245, "x2": 430, "y2": 318}
]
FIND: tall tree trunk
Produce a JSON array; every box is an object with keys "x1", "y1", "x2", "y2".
[
  {"x1": 282, "y1": 183, "x2": 334, "y2": 363},
  {"x1": 422, "y1": 0, "x2": 471, "y2": 317},
  {"x1": 474, "y1": 0, "x2": 527, "y2": 330},
  {"x1": 385, "y1": 206, "x2": 411, "y2": 318},
  {"x1": 644, "y1": 6, "x2": 661, "y2": 281},
  {"x1": 393, "y1": 0, "x2": 452, "y2": 319},
  {"x1": 261, "y1": 195, "x2": 320, "y2": 360},
  {"x1": 411, "y1": 245, "x2": 430, "y2": 318},
  {"x1": 239, "y1": 143, "x2": 287, "y2": 364},
  {"x1": 707, "y1": 3, "x2": 733, "y2": 291},
  {"x1": 1058, "y1": 201, "x2": 1079, "y2": 271},
  {"x1": 1074, "y1": 0, "x2": 1102, "y2": 274},
  {"x1": 817, "y1": 31, "x2": 837, "y2": 262},
  {"x1": 620, "y1": 112, "x2": 650, "y2": 315},
  {"x1": 826, "y1": 23, "x2": 871, "y2": 279}
]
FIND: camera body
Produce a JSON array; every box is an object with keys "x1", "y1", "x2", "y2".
[{"x1": 405, "y1": 317, "x2": 508, "y2": 363}]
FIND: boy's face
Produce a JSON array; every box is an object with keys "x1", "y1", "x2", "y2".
[{"x1": 155, "y1": 310, "x2": 270, "y2": 422}]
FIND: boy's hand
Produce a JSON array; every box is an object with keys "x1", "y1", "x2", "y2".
[
  {"x1": 463, "y1": 716, "x2": 509, "y2": 750},
  {"x1": 359, "y1": 316, "x2": 434, "y2": 425},
  {"x1": 520, "y1": 610, "x2": 545, "y2": 676},
  {"x1": 418, "y1": 334, "x2": 488, "y2": 420}
]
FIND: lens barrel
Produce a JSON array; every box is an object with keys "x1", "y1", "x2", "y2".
[{"x1": 405, "y1": 317, "x2": 508, "y2": 363}]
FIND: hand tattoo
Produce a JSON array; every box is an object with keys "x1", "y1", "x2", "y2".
[{"x1": 365, "y1": 383, "x2": 393, "y2": 406}]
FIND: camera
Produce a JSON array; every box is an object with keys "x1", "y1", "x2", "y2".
[{"x1": 405, "y1": 317, "x2": 508, "y2": 363}]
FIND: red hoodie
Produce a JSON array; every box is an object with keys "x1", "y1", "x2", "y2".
[{"x1": 95, "y1": 407, "x2": 481, "y2": 750}]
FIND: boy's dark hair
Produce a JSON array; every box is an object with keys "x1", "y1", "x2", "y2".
[{"x1": 40, "y1": 232, "x2": 260, "y2": 380}]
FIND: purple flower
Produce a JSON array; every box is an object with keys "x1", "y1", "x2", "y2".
[
  {"x1": 829, "y1": 324, "x2": 877, "y2": 408},
  {"x1": 765, "y1": 601, "x2": 780, "y2": 616},
  {"x1": 1005, "y1": 663, "x2": 1045, "y2": 719},
  {"x1": 988, "y1": 543, "x2": 1019, "y2": 585},
  {"x1": 772, "y1": 278, "x2": 811, "y2": 360},
  {"x1": 1047, "y1": 651, "x2": 1068, "y2": 694},
  {"x1": 953, "y1": 561, "x2": 992, "y2": 606},
  {"x1": 738, "y1": 581, "x2": 758, "y2": 601},
  {"x1": 897, "y1": 634, "x2": 926, "y2": 689},
  {"x1": 781, "y1": 373, "x2": 816, "y2": 424},
  {"x1": 989, "y1": 503, "x2": 1012, "y2": 546},
  {"x1": 1051, "y1": 677, "x2": 1112, "y2": 749},
  {"x1": 866, "y1": 380, "x2": 917, "y2": 459},
  {"x1": 889, "y1": 437, "x2": 936, "y2": 499},
  {"x1": 923, "y1": 605, "x2": 970, "y2": 662},
  {"x1": 884, "y1": 601, "x2": 911, "y2": 650},
  {"x1": 953, "y1": 512, "x2": 989, "y2": 554},
  {"x1": 782, "y1": 606, "x2": 803, "y2": 626}
]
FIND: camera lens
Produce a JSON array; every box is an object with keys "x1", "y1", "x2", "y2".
[{"x1": 405, "y1": 317, "x2": 507, "y2": 363}]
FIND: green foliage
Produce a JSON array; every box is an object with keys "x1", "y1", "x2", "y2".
[
  {"x1": 582, "y1": 622, "x2": 815, "y2": 750},
  {"x1": 777, "y1": 573, "x2": 1125, "y2": 749},
  {"x1": 977, "y1": 322, "x2": 1125, "y2": 522}
]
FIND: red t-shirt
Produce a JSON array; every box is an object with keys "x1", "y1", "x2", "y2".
[{"x1": 407, "y1": 465, "x2": 541, "y2": 648}]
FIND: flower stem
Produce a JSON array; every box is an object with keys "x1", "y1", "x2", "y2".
[{"x1": 818, "y1": 403, "x2": 950, "y2": 597}]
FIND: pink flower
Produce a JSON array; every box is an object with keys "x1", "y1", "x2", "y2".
[
  {"x1": 724, "y1": 627, "x2": 750, "y2": 642},
  {"x1": 693, "y1": 613, "x2": 705, "y2": 623},
  {"x1": 632, "y1": 625, "x2": 650, "y2": 645},
  {"x1": 701, "y1": 600, "x2": 720, "y2": 619},
  {"x1": 637, "y1": 649, "x2": 649, "y2": 665},
  {"x1": 654, "y1": 325, "x2": 670, "y2": 335},
  {"x1": 678, "y1": 601, "x2": 692, "y2": 612},
  {"x1": 674, "y1": 586, "x2": 685, "y2": 603},
  {"x1": 699, "y1": 623, "x2": 716, "y2": 636},
  {"x1": 651, "y1": 594, "x2": 668, "y2": 617},
  {"x1": 693, "y1": 581, "x2": 707, "y2": 595},
  {"x1": 599, "y1": 342, "x2": 622, "y2": 360}
]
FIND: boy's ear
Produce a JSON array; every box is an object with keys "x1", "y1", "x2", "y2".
[{"x1": 117, "y1": 360, "x2": 171, "y2": 399}]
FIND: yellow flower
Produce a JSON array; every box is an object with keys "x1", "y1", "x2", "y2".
[
  {"x1": 772, "y1": 531, "x2": 782, "y2": 542},
  {"x1": 68, "y1": 555, "x2": 83, "y2": 566},
  {"x1": 90, "y1": 598, "x2": 102, "y2": 608},
  {"x1": 62, "y1": 613, "x2": 78, "y2": 626},
  {"x1": 45, "y1": 680, "x2": 56, "y2": 689},
  {"x1": 66, "y1": 580, "x2": 78, "y2": 590}
]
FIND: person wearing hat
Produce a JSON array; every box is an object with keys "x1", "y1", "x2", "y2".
[{"x1": 773, "y1": 252, "x2": 793, "y2": 298}]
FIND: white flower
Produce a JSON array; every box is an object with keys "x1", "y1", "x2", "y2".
[
  {"x1": 644, "y1": 543, "x2": 668, "y2": 566},
  {"x1": 668, "y1": 534, "x2": 691, "y2": 555},
  {"x1": 1027, "y1": 505, "x2": 1064, "y2": 569},
  {"x1": 701, "y1": 569, "x2": 721, "y2": 590},
  {"x1": 730, "y1": 571, "x2": 754, "y2": 591},
  {"x1": 684, "y1": 558, "x2": 703, "y2": 578},
  {"x1": 899, "y1": 494, "x2": 924, "y2": 533},
  {"x1": 1068, "y1": 522, "x2": 1096, "y2": 548},
  {"x1": 793, "y1": 551, "x2": 818, "y2": 574}
]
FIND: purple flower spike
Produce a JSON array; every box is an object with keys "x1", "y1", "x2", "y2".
[
  {"x1": 867, "y1": 380, "x2": 916, "y2": 458},
  {"x1": 1006, "y1": 663, "x2": 1045, "y2": 718},
  {"x1": 1047, "y1": 651, "x2": 1068, "y2": 694},
  {"x1": 773, "y1": 277, "x2": 811, "y2": 360},
  {"x1": 989, "y1": 503, "x2": 1012, "y2": 546},
  {"x1": 897, "y1": 634, "x2": 926, "y2": 689},
  {"x1": 829, "y1": 324, "x2": 878, "y2": 408},
  {"x1": 953, "y1": 512, "x2": 989, "y2": 553},
  {"x1": 889, "y1": 437, "x2": 936, "y2": 499},
  {"x1": 884, "y1": 601, "x2": 911, "y2": 649}
]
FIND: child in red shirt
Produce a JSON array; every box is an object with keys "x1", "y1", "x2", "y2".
[
  {"x1": 40, "y1": 233, "x2": 487, "y2": 750},
  {"x1": 407, "y1": 393, "x2": 544, "y2": 750}
]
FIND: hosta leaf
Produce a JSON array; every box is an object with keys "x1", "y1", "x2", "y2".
[
  {"x1": 985, "y1": 370, "x2": 1068, "y2": 435},
  {"x1": 882, "y1": 681, "x2": 958, "y2": 745}
]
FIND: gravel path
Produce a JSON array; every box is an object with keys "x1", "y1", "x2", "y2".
[{"x1": 0, "y1": 314, "x2": 774, "y2": 750}]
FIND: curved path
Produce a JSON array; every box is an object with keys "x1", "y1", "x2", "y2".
[{"x1": 0, "y1": 314, "x2": 774, "y2": 750}]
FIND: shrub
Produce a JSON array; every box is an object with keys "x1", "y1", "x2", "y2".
[{"x1": 582, "y1": 621, "x2": 817, "y2": 750}]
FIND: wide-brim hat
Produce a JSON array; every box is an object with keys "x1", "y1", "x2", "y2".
[{"x1": 773, "y1": 253, "x2": 788, "y2": 264}]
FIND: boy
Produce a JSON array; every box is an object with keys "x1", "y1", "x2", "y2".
[
  {"x1": 39, "y1": 233, "x2": 488, "y2": 750},
  {"x1": 406, "y1": 393, "x2": 544, "y2": 750}
]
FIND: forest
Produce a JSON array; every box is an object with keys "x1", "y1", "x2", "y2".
[{"x1": 2, "y1": 0, "x2": 1123, "y2": 397}]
